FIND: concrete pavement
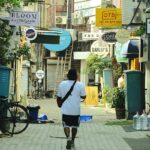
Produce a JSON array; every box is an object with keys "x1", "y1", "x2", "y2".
[{"x1": 0, "y1": 99, "x2": 150, "y2": 150}]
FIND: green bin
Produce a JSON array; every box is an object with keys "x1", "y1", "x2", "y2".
[
  {"x1": 124, "y1": 70, "x2": 145, "y2": 119},
  {"x1": 0, "y1": 65, "x2": 11, "y2": 97},
  {"x1": 0, "y1": 66, "x2": 11, "y2": 132}
]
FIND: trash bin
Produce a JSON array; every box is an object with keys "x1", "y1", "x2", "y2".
[
  {"x1": 27, "y1": 105, "x2": 40, "y2": 121},
  {"x1": 0, "y1": 66, "x2": 11, "y2": 132},
  {"x1": 0, "y1": 65, "x2": 11, "y2": 97},
  {"x1": 125, "y1": 70, "x2": 145, "y2": 119}
]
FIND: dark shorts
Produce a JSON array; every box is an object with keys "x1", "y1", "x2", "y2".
[{"x1": 62, "y1": 114, "x2": 80, "y2": 128}]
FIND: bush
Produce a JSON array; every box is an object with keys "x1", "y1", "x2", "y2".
[
  {"x1": 102, "y1": 86, "x2": 113, "y2": 104},
  {"x1": 112, "y1": 87, "x2": 125, "y2": 109}
]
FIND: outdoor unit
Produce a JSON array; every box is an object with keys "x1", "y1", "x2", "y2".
[{"x1": 55, "y1": 16, "x2": 67, "y2": 24}]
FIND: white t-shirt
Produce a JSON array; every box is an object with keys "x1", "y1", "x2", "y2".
[{"x1": 57, "y1": 80, "x2": 86, "y2": 115}]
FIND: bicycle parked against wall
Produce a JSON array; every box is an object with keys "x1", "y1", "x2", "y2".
[
  {"x1": 31, "y1": 79, "x2": 45, "y2": 99},
  {"x1": 0, "y1": 97, "x2": 29, "y2": 136}
]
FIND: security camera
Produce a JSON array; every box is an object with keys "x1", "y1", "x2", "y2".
[{"x1": 145, "y1": 7, "x2": 150, "y2": 13}]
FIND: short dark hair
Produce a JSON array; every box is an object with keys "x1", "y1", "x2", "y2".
[{"x1": 67, "y1": 69, "x2": 77, "y2": 80}]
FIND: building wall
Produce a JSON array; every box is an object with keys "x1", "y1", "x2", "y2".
[
  {"x1": 122, "y1": 0, "x2": 146, "y2": 25},
  {"x1": 145, "y1": 62, "x2": 150, "y2": 105}
]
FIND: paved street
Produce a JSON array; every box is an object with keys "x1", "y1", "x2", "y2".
[{"x1": 0, "y1": 99, "x2": 150, "y2": 150}]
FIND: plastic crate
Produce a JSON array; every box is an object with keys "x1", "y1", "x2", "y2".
[{"x1": 80, "y1": 115, "x2": 92, "y2": 122}]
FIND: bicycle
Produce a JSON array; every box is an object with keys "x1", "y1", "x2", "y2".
[
  {"x1": 0, "y1": 97, "x2": 29, "y2": 136},
  {"x1": 31, "y1": 79, "x2": 45, "y2": 99}
]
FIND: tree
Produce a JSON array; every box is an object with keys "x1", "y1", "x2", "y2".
[
  {"x1": 0, "y1": 19, "x2": 13, "y2": 65},
  {"x1": 86, "y1": 53, "x2": 112, "y2": 76},
  {"x1": 0, "y1": 0, "x2": 21, "y2": 10}
]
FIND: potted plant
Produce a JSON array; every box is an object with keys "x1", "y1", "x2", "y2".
[
  {"x1": 102, "y1": 85, "x2": 113, "y2": 107},
  {"x1": 112, "y1": 87, "x2": 125, "y2": 119}
]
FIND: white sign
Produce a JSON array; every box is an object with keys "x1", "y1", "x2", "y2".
[
  {"x1": 74, "y1": 0, "x2": 100, "y2": 17},
  {"x1": 83, "y1": 32, "x2": 101, "y2": 40},
  {"x1": 79, "y1": 32, "x2": 101, "y2": 41},
  {"x1": 91, "y1": 40, "x2": 109, "y2": 56},
  {"x1": 74, "y1": 0, "x2": 100, "y2": 11},
  {"x1": 146, "y1": 18, "x2": 150, "y2": 34},
  {"x1": 9, "y1": 11, "x2": 39, "y2": 26},
  {"x1": 115, "y1": 29, "x2": 130, "y2": 44},
  {"x1": 36, "y1": 70, "x2": 45, "y2": 79}
]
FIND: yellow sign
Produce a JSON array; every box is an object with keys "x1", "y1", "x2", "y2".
[
  {"x1": 84, "y1": 86, "x2": 98, "y2": 106},
  {"x1": 96, "y1": 8, "x2": 122, "y2": 27}
]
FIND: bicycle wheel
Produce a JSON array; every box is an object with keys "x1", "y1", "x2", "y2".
[{"x1": 5, "y1": 104, "x2": 29, "y2": 134}]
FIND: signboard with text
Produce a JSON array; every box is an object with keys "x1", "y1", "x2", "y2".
[
  {"x1": 90, "y1": 40, "x2": 109, "y2": 56},
  {"x1": 9, "y1": 11, "x2": 39, "y2": 26},
  {"x1": 96, "y1": 8, "x2": 122, "y2": 27}
]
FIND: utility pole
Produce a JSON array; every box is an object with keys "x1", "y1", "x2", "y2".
[
  {"x1": 146, "y1": 1, "x2": 150, "y2": 60},
  {"x1": 66, "y1": 0, "x2": 73, "y2": 29}
]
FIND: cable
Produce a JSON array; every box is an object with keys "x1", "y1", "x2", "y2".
[{"x1": 127, "y1": 0, "x2": 143, "y2": 28}]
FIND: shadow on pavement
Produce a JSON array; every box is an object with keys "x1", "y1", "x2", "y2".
[
  {"x1": 122, "y1": 125, "x2": 135, "y2": 132},
  {"x1": 124, "y1": 137, "x2": 150, "y2": 150}
]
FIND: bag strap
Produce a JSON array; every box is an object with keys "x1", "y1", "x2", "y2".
[{"x1": 61, "y1": 80, "x2": 76, "y2": 103}]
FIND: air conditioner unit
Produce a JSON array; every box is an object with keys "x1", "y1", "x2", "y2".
[{"x1": 55, "y1": 16, "x2": 67, "y2": 24}]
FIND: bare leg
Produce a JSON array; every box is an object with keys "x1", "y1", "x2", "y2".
[
  {"x1": 64, "y1": 127, "x2": 70, "y2": 138},
  {"x1": 71, "y1": 128, "x2": 77, "y2": 141},
  {"x1": 65, "y1": 127, "x2": 72, "y2": 149}
]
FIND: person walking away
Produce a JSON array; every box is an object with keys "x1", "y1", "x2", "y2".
[
  {"x1": 56, "y1": 69, "x2": 86, "y2": 149},
  {"x1": 118, "y1": 74, "x2": 125, "y2": 88}
]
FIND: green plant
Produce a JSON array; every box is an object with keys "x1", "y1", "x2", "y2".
[
  {"x1": 17, "y1": 42, "x2": 31, "y2": 59},
  {"x1": 0, "y1": 19, "x2": 13, "y2": 65},
  {"x1": 102, "y1": 86, "x2": 113, "y2": 104},
  {"x1": 105, "y1": 120, "x2": 133, "y2": 126},
  {"x1": 112, "y1": 87, "x2": 125, "y2": 109},
  {"x1": 0, "y1": 0, "x2": 21, "y2": 10},
  {"x1": 86, "y1": 53, "x2": 112, "y2": 76}
]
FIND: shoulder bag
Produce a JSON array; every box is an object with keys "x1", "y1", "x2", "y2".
[{"x1": 59, "y1": 80, "x2": 76, "y2": 107}]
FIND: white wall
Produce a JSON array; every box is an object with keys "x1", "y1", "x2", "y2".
[
  {"x1": 145, "y1": 62, "x2": 150, "y2": 105},
  {"x1": 80, "y1": 60, "x2": 88, "y2": 86}
]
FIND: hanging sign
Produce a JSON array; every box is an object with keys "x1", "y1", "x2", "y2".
[
  {"x1": 96, "y1": 8, "x2": 122, "y2": 27},
  {"x1": 102, "y1": 32, "x2": 117, "y2": 43},
  {"x1": 36, "y1": 70, "x2": 45, "y2": 79},
  {"x1": 9, "y1": 11, "x2": 39, "y2": 26},
  {"x1": 25, "y1": 27, "x2": 37, "y2": 41},
  {"x1": 115, "y1": 29, "x2": 130, "y2": 44},
  {"x1": 90, "y1": 40, "x2": 109, "y2": 56},
  {"x1": 44, "y1": 28, "x2": 71, "y2": 51}
]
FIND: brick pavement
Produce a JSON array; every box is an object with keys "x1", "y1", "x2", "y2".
[{"x1": 0, "y1": 99, "x2": 150, "y2": 150}]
